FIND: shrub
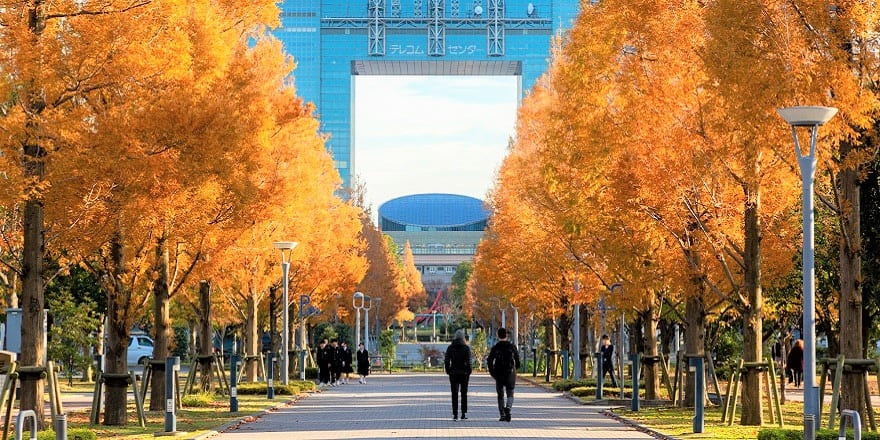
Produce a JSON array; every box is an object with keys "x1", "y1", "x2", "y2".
[
  {"x1": 235, "y1": 383, "x2": 297, "y2": 395},
  {"x1": 294, "y1": 380, "x2": 316, "y2": 391},
  {"x1": 305, "y1": 367, "x2": 318, "y2": 379},
  {"x1": 553, "y1": 378, "x2": 593, "y2": 391},
  {"x1": 37, "y1": 429, "x2": 96, "y2": 440},
  {"x1": 570, "y1": 386, "x2": 593, "y2": 397},
  {"x1": 758, "y1": 429, "x2": 880, "y2": 440},
  {"x1": 182, "y1": 392, "x2": 215, "y2": 407}
]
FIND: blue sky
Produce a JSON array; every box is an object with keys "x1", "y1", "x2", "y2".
[{"x1": 353, "y1": 76, "x2": 519, "y2": 220}]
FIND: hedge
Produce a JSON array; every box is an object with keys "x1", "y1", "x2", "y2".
[
  {"x1": 758, "y1": 428, "x2": 880, "y2": 440},
  {"x1": 37, "y1": 429, "x2": 96, "y2": 440}
]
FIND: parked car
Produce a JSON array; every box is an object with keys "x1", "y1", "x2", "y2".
[{"x1": 128, "y1": 335, "x2": 154, "y2": 367}]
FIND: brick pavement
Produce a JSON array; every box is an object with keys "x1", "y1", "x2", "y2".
[{"x1": 211, "y1": 373, "x2": 653, "y2": 439}]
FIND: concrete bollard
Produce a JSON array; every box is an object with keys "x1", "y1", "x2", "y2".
[{"x1": 54, "y1": 414, "x2": 67, "y2": 440}]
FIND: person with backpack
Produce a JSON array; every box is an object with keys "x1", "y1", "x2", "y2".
[
  {"x1": 444, "y1": 329, "x2": 472, "y2": 421},
  {"x1": 487, "y1": 327, "x2": 520, "y2": 422}
]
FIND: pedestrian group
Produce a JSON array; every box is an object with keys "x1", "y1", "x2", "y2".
[{"x1": 313, "y1": 327, "x2": 522, "y2": 423}]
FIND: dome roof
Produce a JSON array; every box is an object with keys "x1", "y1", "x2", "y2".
[{"x1": 378, "y1": 193, "x2": 489, "y2": 228}]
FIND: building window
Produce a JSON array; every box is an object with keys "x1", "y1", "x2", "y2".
[
  {"x1": 428, "y1": 266, "x2": 437, "y2": 273},
  {"x1": 445, "y1": 266, "x2": 455, "y2": 273}
]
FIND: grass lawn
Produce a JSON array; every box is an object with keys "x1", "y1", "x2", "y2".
[
  {"x1": 613, "y1": 402, "x2": 807, "y2": 439},
  {"x1": 58, "y1": 383, "x2": 316, "y2": 439}
]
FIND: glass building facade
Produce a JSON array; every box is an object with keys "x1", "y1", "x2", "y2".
[
  {"x1": 274, "y1": 1, "x2": 581, "y2": 188},
  {"x1": 379, "y1": 193, "x2": 489, "y2": 231}
]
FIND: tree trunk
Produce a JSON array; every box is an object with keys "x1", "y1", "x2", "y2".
[
  {"x1": 20, "y1": 3, "x2": 49, "y2": 429},
  {"x1": 103, "y1": 233, "x2": 129, "y2": 425},
  {"x1": 579, "y1": 307, "x2": 589, "y2": 377},
  {"x1": 544, "y1": 319, "x2": 556, "y2": 375},
  {"x1": 244, "y1": 294, "x2": 259, "y2": 382},
  {"x1": 198, "y1": 281, "x2": 213, "y2": 392},
  {"x1": 643, "y1": 307, "x2": 660, "y2": 400},
  {"x1": 149, "y1": 236, "x2": 171, "y2": 411},
  {"x1": 684, "y1": 291, "x2": 706, "y2": 405},
  {"x1": 740, "y1": 185, "x2": 764, "y2": 426},
  {"x1": 839, "y1": 141, "x2": 865, "y2": 419}
]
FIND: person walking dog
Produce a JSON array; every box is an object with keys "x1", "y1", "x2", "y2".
[
  {"x1": 444, "y1": 329, "x2": 472, "y2": 421},
  {"x1": 488, "y1": 327, "x2": 520, "y2": 422}
]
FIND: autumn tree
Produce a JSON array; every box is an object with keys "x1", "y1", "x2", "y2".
[{"x1": 400, "y1": 241, "x2": 427, "y2": 313}]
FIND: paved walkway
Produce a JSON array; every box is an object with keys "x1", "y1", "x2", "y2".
[{"x1": 212, "y1": 373, "x2": 653, "y2": 439}]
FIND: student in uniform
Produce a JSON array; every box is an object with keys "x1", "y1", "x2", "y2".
[
  {"x1": 341, "y1": 341, "x2": 354, "y2": 384},
  {"x1": 316, "y1": 339, "x2": 329, "y2": 386},
  {"x1": 356, "y1": 342, "x2": 370, "y2": 384},
  {"x1": 329, "y1": 339, "x2": 341, "y2": 386}
]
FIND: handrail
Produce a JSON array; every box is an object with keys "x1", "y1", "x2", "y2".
[
  {"x1": 15, "y1": 410, "x2": 37, "y2": 440},
  {"x1": 839, "y1": 409, "x2": 862, "y2": 440}
]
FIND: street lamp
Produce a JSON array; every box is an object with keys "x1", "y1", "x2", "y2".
[
  {"x1": 353, "y1": 292, "x2": 365, "y2": 346},
  {"x1": 374, "y1": 298, "x2": 382, "y2": 349},
  {"x1": 610, "y1": 283, "x2": 625, "y2": 397},
  {"x1": 432, "y1": 310, "x2": 438, "y2": 342},
  {"x1": 272, "y1": 241, "x2": 298, "y2": 386},
  {"x1": 778, "y1": 105, "x2": 837, "y2": 438},
  {"x1": 364, "y1": 295, "x2": 372, "y2": 351}
]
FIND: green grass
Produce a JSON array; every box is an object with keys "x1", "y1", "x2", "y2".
[
  {"x1": 614, "y1": 402, "x2": 807, "y2": 439},
  {"x1": 61, "y1": 383, "x2": 316, "y2": 439}
]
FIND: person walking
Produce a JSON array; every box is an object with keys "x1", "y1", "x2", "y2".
[
  {"x1": 444, "y1": 329, "x2": 472, "y2": 421},
  {"x1": 341, "y1": 341, "x2": 354, "y2": 384},
  {"x1": 487, "y1": 327, "x2": 520, "y2": 422},
  {"x1": 599, "y1": 334, "x2": 618, "y2": 388},
  {"x1": 787, "y1": 339, "x2": 805, "y2": 388},
  {"x1": 356, "y1": 342, "x2": 370, "y2": 384},
  {"x1": 316, "y1": 339, "x2": 329, "y2": 387},
  {"x1": 330, "y1": 339, "x2": 342, "y2": 386},
  {"x1": 320, "y1": 338, "x2": 334, "y2": 386}
]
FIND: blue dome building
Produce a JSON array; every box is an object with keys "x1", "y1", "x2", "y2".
[{"x1": 379, "y1": 194, "x2": 489, "y2": 232}]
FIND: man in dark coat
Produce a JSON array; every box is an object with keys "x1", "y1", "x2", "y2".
[
  {"x1": 444, "y1": 329, "x2": 472, "y2": 421},
  {"x1": 316, "y1": 339, "x2": 329, "y2": 386},
  {"x1": 487, "y1": 327, "x2": 520, "y2": 422},
  {"x1": 599, "y1": 334, "x2": 617, "y2": 388},
  {"x1": 341, "y1": 341, "x2": 354, "y2": 384}
]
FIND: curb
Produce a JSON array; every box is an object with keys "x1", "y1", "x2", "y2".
[
  {"x1": 190, "y1": 390, "x2": 318, "y2": 440},
  {"x1": 601, "y1": 409, "x2": 679, "y2": 440}
]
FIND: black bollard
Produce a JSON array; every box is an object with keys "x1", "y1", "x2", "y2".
[
  {"x1": 561, "y1": 350, "x2": 570, "y2": 380},
  {"x1": 596, "y1": 352, "x2": 604, "y2": 399},
  {"x1": 532, "y1": 348, "x2": 538, "y2": 377},
  {"x1": 164, "y1": 356, "x2": 180, "y2": 433},
  {"x1": 230, "y1": 355, "x2": 239, "y2": 413},
  {"x1": 691, "y1": 356, "x2": 704, "y2": 433},
  {"x1": 544, "y1": 349, "x2": 551, "y2": 383},
  {"x1": 267, "y1": 352, "x2": 275, "y2": 399},
  {"x1": 631, "y1": 354, "x2": 640, "y2": 411}
]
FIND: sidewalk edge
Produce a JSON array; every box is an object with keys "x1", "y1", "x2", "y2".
[
  {"x1": 601, "y1": 408, "x2": 680, "y2": 440},
  {"x1": 190, "y1": 390, "x2": 317, "y2": 440}
]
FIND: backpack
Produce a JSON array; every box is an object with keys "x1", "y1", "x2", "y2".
[{"x1": 491, "y1": 343, "x2": 515, "y2": 379}]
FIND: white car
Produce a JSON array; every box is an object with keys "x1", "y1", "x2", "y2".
[{"x1": 128, "y1": 335, "x2": 154, "y2": 367}]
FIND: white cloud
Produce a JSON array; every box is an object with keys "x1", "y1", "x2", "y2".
[{"x1": 354, "y1": 76, "x2": 518, "y2": 221}]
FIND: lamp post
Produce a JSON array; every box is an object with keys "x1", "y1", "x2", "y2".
[
  {"x1": 610, "y1": 283, "x2": 625, "y2": 397},
  {"x1": 374, "y1": 298, "x2": 382, "y2": 348},
  {"x1": 778, "y1": 105, "x2": 837, "y2": 438},
  {"x1": 364, "y1": 295, "x2": 372, "y2": 351},
  {"x1": 432, "y1": 310, "x2": 437, "y2": 342},
  {"x1": 353, "y1": 292, "x2": 365, "y2": 346},
  {"x1": 272, "y1": 241, "x2": 298, "y2": 386}
]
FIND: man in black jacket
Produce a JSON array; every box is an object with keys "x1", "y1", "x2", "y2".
[
  {"x1": 444, "y1": 329, "x2": 472, "y2": 421},
  {"x1": 488, "y1": 327, "x2": 520, "y2": 422}
]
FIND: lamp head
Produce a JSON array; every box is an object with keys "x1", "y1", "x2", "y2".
[
  {"x1": 354, "y1": 291, "x2": 364, "y2": 300},
  {"x1": 777, "y1": 106, "x2": 838, "y2": 127},
  {"x1": 273, "y1": 241, "x2": 298, "y2": 250}
]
